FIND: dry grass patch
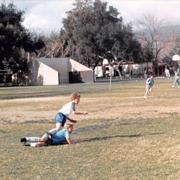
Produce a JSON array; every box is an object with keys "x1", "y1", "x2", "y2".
[{"x1": 0, "y1": 79, "x2": 180, "y2": 179}]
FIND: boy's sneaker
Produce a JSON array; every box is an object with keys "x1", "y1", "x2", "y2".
[
  {"x1": 20, "y1": 138, "x2": 27, "y2": 143},
  {"x1": 24, "y1": 142, "x2": 30, "y2": 146}
]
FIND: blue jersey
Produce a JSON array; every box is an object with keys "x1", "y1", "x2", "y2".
[
  {"x1": 146, "y1": 78, "x2": 154, "y2": 86},
  {"x1": 51, "y1": 129, "x2": 69, "y2": 145}
]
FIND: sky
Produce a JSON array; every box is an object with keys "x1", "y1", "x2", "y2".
[{"x1": 1, "y1": 0, "x2": 180, "y2": 35}]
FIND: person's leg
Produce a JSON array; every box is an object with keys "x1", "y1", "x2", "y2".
[
  {"x1": 39, "y1": 132, "x2": 51, "y2": 142},
  {"x1": 48, "y1": 122, "x2": 62, "y2": 134},
  {"x1": 172, "y1": 77, "x2": 176, "y2": 87},
  {"x1": 177, "y1": 78, "x2": 180, "y2": 86},
  {"x1": 20, "y1": 136, "x2": 44, "y2": 146},
  {"x1": 20, "y1": 136, "x2": 40, "y2": 143},
  {"x1": 48, "y1": 113, "x2": 64, "y2": 134},
  {"x1": 31, "y1": 141, "x2": 46, "y2": 147},
  {"x1": 31, "y1": 132, "x2": 52, "y2": 147},
  {"x1": 149, "y1": 87, "x2": 152, "y2": 93},
  {"x1": 144, "y1": 86, "x2": 149, "y2": 98},
  {"x1": 29, "y1": 142, "x2": 39, "y2": 147}
]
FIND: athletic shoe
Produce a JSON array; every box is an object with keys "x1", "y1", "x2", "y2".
[{"x1": 24, "y1": 142, "x2": 30, "y2": 146}]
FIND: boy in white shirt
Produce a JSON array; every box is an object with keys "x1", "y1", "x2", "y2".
[{"x1": 43, "y1": 92, "x2": 87, "y2": 139}]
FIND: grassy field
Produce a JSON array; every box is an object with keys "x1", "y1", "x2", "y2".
[{"x1": 0, "y1": 79, "x2": 180, "y2": 180}]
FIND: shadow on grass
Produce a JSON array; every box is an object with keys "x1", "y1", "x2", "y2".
[
  {"x1": 77, "y1": 134, "x2": 142, "y2": 143},
  {"x1": 76, "y1": 132, "x2": 164, "y2": 144},
  {"x1": 75, "y1": 124, "x2": 109, "y2": 133}
]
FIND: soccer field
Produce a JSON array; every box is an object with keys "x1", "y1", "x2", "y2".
[{"x1": 0, "y1": 79, "x2": 180, "y2": 180}]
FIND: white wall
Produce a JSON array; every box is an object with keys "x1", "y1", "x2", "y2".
[
  {"x1": 37, "y1": 58, "x2": 94, "y2": 85},
  {"x1": 37, "y1": 58, "x2": 69, "y2": 84},
  {"x1": 38, "y1": 63, "x2": 58, "y2": 85}
]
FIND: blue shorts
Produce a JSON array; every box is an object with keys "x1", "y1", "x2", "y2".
[{"x1": 54, "y1": 112, "x2": 66, "y2": 126}]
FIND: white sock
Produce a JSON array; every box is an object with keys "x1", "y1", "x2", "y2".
[
  {"x1": 30, "y1": 142, "x2": 38, "y2": 147},
  {"x1": 26, "y1": 137, "x2": 40, "y2": 142}
]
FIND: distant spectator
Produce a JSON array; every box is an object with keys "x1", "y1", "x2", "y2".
[
  {"x1": 172, "y1": 68, "x2": 180, "y2": 87},
  {"x1": 144, "y1": 69, "x2": 147, "y2": 79},
  {"x1": 165, "y1": 67, "x2": 170, "y2": 79}
]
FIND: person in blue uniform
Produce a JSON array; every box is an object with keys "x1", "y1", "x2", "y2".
[
  {"x1": 144, "y1": 75, "x2": 154, "y2": 98},
  {"x1": 20, "y1": 123, "x2": 74, "y2": 147}
]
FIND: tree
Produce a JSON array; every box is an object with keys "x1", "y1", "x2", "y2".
[
  {"x1": 162, "y1": 37, "x2": 180, "y2": 69},
  {"x1": 0, "y1": 3, "x2": 45, "y2": 84},
  {"x1": 135, "y1": 14, "x2": 171, "y2": 75},
  {"x1": 60, "y1": 0, "x2": 142, "y2": 70}
]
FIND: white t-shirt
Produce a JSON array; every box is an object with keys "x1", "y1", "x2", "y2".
[{"x1": 59, "y1": 102, "x2": 75, "y2": 116}]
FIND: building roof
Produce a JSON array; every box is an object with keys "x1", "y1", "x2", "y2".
[
  {"x1": 36, "y1": 57, "x2": 93, "y2": 72},
  {"x1": 70, "y1": 58, "x2": 93, "y2": 72},
  {"x1": 37, "y1": 57, "x2": 69, "y2": 72}
]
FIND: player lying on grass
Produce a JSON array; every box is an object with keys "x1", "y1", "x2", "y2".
[{"x1": 20, "y1": 123, "x2": 74, "y2": 147}]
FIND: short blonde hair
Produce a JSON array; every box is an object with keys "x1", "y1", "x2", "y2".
[{"x1": 70, "y1": 92, "x2": 80, "y2": 101}]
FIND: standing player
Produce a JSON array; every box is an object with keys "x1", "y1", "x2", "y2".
[{"x1": 144, "y1": 75, "x2": 154, "y2": 98}]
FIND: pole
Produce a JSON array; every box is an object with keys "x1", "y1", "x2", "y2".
[
  {"x1": 109, "y1": 64, "x2": 113, "y2": 90},
  {"x1": 109, "y1": 73, "x2": 112, "y2": 90}
]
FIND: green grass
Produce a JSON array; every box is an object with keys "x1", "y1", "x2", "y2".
[
  {"x1": 0, "y1": 82, "x2": 114, "y2": 99},
  {"x1": 0, "y1": 79, "x2": 180, "y2": 180}
]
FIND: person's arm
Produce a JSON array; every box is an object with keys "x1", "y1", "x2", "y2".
[
  {"x1": 66, "y1": 116, "x2": 77, "y2": 123},
  {"x1": 65, "y1": 131, "x2": 73, "y2": 144},
  {"x1": 72, "y1": 111, "x2": 88, "y2": 115},
  {"x1": 66, "y1": 137, "x2": 73, "y2": 144},
  {"x1": 71, "y1": 102, "x2": 88, "y2": 115}
]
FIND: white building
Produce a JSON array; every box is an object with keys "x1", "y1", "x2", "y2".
[{"x1": 35, "y1": 58, "x2": 94, "y2": 85}]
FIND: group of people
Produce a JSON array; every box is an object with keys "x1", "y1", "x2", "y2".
[
  {"x1": 144, "y1": 66, "x2": 180, "y2": 98},
  {"x1": 20, "y1": 92, "x2": 88, "y2": 147},
  {"x1": 20, "y1": 79, "x2": 154, "y2": 147},
  {"x1": 20, "y1": 79, "x2": 155, "y2": 148},
  {"x1": 20, "y1": 67, "x2": 180, "y2": 147}
]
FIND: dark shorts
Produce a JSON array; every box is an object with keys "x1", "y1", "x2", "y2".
[
  {"x1": 54, "y1": 112, "x2": 66, "y2": 126},
  {"x1": 51, "y1": 140, "x2": 68, "y2": 146}
]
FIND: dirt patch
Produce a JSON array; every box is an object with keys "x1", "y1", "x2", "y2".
[{"x1": 1, "y1": 96, "x2": 180, "y2": 124}]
